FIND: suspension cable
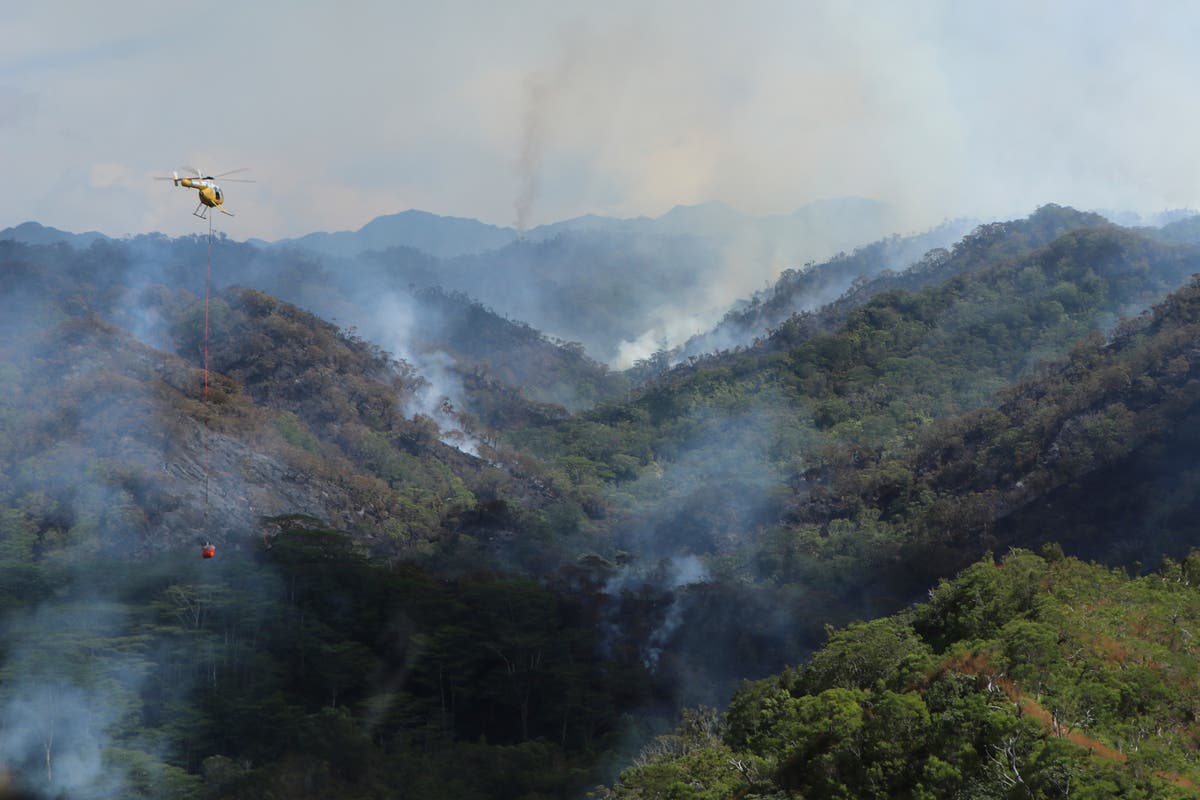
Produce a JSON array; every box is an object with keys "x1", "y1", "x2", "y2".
[
  {"x1": 205, "y1": 213, "x2": 212, "y2": 402},
  {"x1": 203, "y1": 213, "x2": 212, "y2": 515}
]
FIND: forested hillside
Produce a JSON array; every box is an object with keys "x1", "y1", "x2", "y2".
[
  {"x1": 606, "y1": 549, "x2": 1200, "y2": 798},
  {"x1": 0, "y1": 525, "x2": 676, "y2": 799},
  {"x1": 8, "y1": 206, "x2": 1200, "y2": 798},
  {"x1": 510, "y1": 207, "x2": 1200, "y2": 655},
  {"x1": 676, "y1": 216, "x2": 974, "y2": 360},
  {"x1": 0, "y1": 239, "x2": 682, "y2": 799},
  {"x1": 0, "y1": 240, "x2": 596, "y2": 567}
]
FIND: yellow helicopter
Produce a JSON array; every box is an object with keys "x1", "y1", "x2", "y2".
[{"x1": 156, "y1": 166, "x2": 253, "y2": 219}]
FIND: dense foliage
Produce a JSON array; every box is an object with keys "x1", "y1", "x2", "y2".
[
  {"x1": 606, "y1": 549, "x2": 1200, "y2": 799},
  {"x1": 0, "y1": 524, "x2": 668, "y2": 799}
]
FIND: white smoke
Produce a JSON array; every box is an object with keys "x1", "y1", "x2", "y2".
[
  {"x1": 602, "y1": 554, "x2": 711, "y2": 671},
  {"x1": 368, "y1": 292, "x2": 487, "y2": 457},
  {"x1": 0, "y1": 602, "x2": 147, "y2": 798}
]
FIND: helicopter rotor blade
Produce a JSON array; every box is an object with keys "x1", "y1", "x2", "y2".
[
  {"x1": 179, "y1": 165, "x2": 203, "y2": 177},
  {"x1": 212, "y1": 168, "x2": 251, "y2": 178}
]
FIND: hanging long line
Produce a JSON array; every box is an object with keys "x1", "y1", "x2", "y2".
[
  {"x1": 203, "y1": 214, "x2": 212, "y2": 515},
  {"x1": 205, "y1": 214, "x2": 212, "y2": 399}
]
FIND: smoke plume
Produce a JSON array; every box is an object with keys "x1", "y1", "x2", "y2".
[{"x1": 513, "y1": 48, "x2": 580, "y2": 233}]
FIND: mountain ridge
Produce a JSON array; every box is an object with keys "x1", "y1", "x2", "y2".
[{"x1": 253, "y1": 196, "x2": 899, "y2": 260}]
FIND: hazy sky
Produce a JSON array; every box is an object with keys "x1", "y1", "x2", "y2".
[{"x1": 2, "y1": 1, "x2": 1198, "y2": 239}]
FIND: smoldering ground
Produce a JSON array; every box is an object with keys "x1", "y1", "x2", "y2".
[
  {"x1": 579, "y1": 392, "x2": 823, "y2": 711},
  {"x1": 0, "y1": 602, "x2": 145, "y2": 799},
  {"x1": 0, "y1": 555, "x2": 264, "y2": 800}
]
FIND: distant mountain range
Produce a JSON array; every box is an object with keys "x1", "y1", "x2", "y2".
[
  {"x1": 249, "y1": 209, "x2": 517, "y2": 259},
  {"x1": 252, "y1": 197, "x2": 899, "y2": 262},
  {"x1": 0, "y1": 220, "x2": 108, "y2": 248},
  {"x1": 4, "y1": 199, "x2": 903, "y2": 275},
  {"x1": 7, "y1": 201, "x2": 1193, "y2": 261}
]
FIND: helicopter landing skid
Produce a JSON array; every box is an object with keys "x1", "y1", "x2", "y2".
[{"x1": 193, "y1": 203, "x2": 209, "y2": 219}]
